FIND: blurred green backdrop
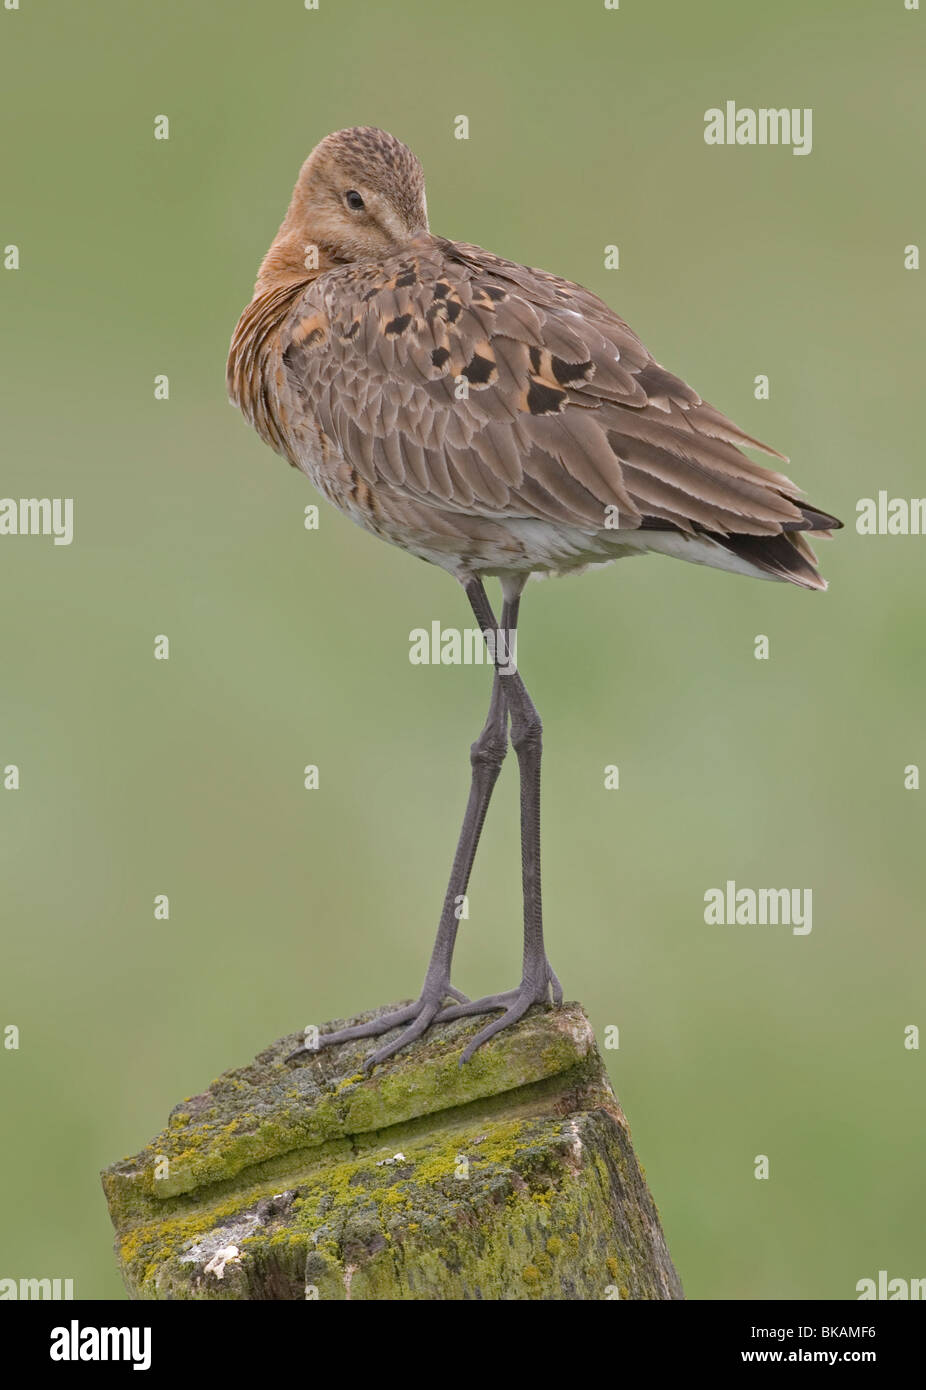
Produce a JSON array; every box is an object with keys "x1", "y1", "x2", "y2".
[{"x1": 1, "y1": 0, "x2": 923, "y2": 1300}]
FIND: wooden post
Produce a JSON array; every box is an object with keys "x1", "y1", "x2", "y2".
[{"x1": 102, "y1": 1001, "x2": 684, "y2": 1300}]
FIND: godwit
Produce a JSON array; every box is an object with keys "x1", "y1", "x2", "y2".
[{"x1": 227, "y1": 127, "x2": 841, "y2": 1066}]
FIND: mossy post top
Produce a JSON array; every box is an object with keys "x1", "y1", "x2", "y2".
[
  {"x1": 104, "y1": 1002, "x2": 600, "y2": 1218},
  {"x1": 102, "y1": 1003, "x2": 683, "y2": 1300}
]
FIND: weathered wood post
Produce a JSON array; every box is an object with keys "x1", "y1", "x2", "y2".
[{"x1": 102, "y1": 1002, "x2": 683, "y2": 1300}]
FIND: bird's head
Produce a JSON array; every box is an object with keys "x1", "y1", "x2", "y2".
[{"x1": 255, "y1": 127, "x2": 429, "y2": 293}]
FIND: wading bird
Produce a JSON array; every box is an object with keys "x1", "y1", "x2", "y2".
[{"x1": 227, "y1": 127, "x2": 840, "y2": 1066}]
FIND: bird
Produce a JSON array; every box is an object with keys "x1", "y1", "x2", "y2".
[{"x1": 227, "y1": 126, "x2": 841, "y2": 1068}]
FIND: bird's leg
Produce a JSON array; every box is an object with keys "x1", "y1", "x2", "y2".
[
  {"x1": 433, "y1": 577, "x2": 562, "y2": 1064},
  {"x1": 306, "y1": 606, "x2": 515, "y2": 1064}
]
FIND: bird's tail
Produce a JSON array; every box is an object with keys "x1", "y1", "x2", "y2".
[{"x1": 709, "y1": 504, "x2": 843, "y2": 591}]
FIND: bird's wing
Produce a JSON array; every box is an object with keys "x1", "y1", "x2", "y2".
[{"x1": 281, "y1": 236, "x2": 810, "y2": 537}]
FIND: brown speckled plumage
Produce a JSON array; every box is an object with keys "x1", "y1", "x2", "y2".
[{"x1": 228, "y1": 126, "x2": 839, "y2": 591}]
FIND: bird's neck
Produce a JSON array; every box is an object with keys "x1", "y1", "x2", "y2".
[{"x1": 254, "y1": 227, "x2": 341, "y2": 298}]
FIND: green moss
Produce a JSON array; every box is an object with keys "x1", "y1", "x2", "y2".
[{"x1": 102, "y1": 1001, "x2": 682, "y2": 1301}]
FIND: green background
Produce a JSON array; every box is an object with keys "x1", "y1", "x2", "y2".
[{"x1": 1, "y1": 0, "x2": 923, "y2": 1300}]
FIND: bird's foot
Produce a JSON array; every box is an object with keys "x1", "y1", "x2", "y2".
[
  {"x1": 433, "y1": 959, "x2": 564, "y2": 1065},
  {"x1": 284, "y1": 984, "x2": 469, "y2": 1064}
]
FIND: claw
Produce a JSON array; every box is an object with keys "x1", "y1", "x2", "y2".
[
  {"x1": 363, "y1": 1001, "x2": 443, "y2": 1069},
  {"x1": 458, "y1": 989, "x2": 546, "y2": 1064},
  {"x1": 285, "y1": 986, "x2": 468, "y2": 1066},
  {"x1": 286, "y1": 971, "x2": 558, "y2": 1070},
  {"x1": 291, "y1": 1001, "x2": 420, "y2": 1056}
]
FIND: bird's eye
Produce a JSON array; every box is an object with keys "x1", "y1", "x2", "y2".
[{"x1": 344, "y1": 190, "x2": 365, "y2": 211}]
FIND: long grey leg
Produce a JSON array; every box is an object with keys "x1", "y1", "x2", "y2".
[
  {"x1": 307, "y1": 596, "x2": 519, "y2": 1063},
  {"x1": 433, "y1": 577, "x2": 562, "y2": 1063},
  {"x1": 415, "y1": 663, "x2": 510, "y2": 999}
]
